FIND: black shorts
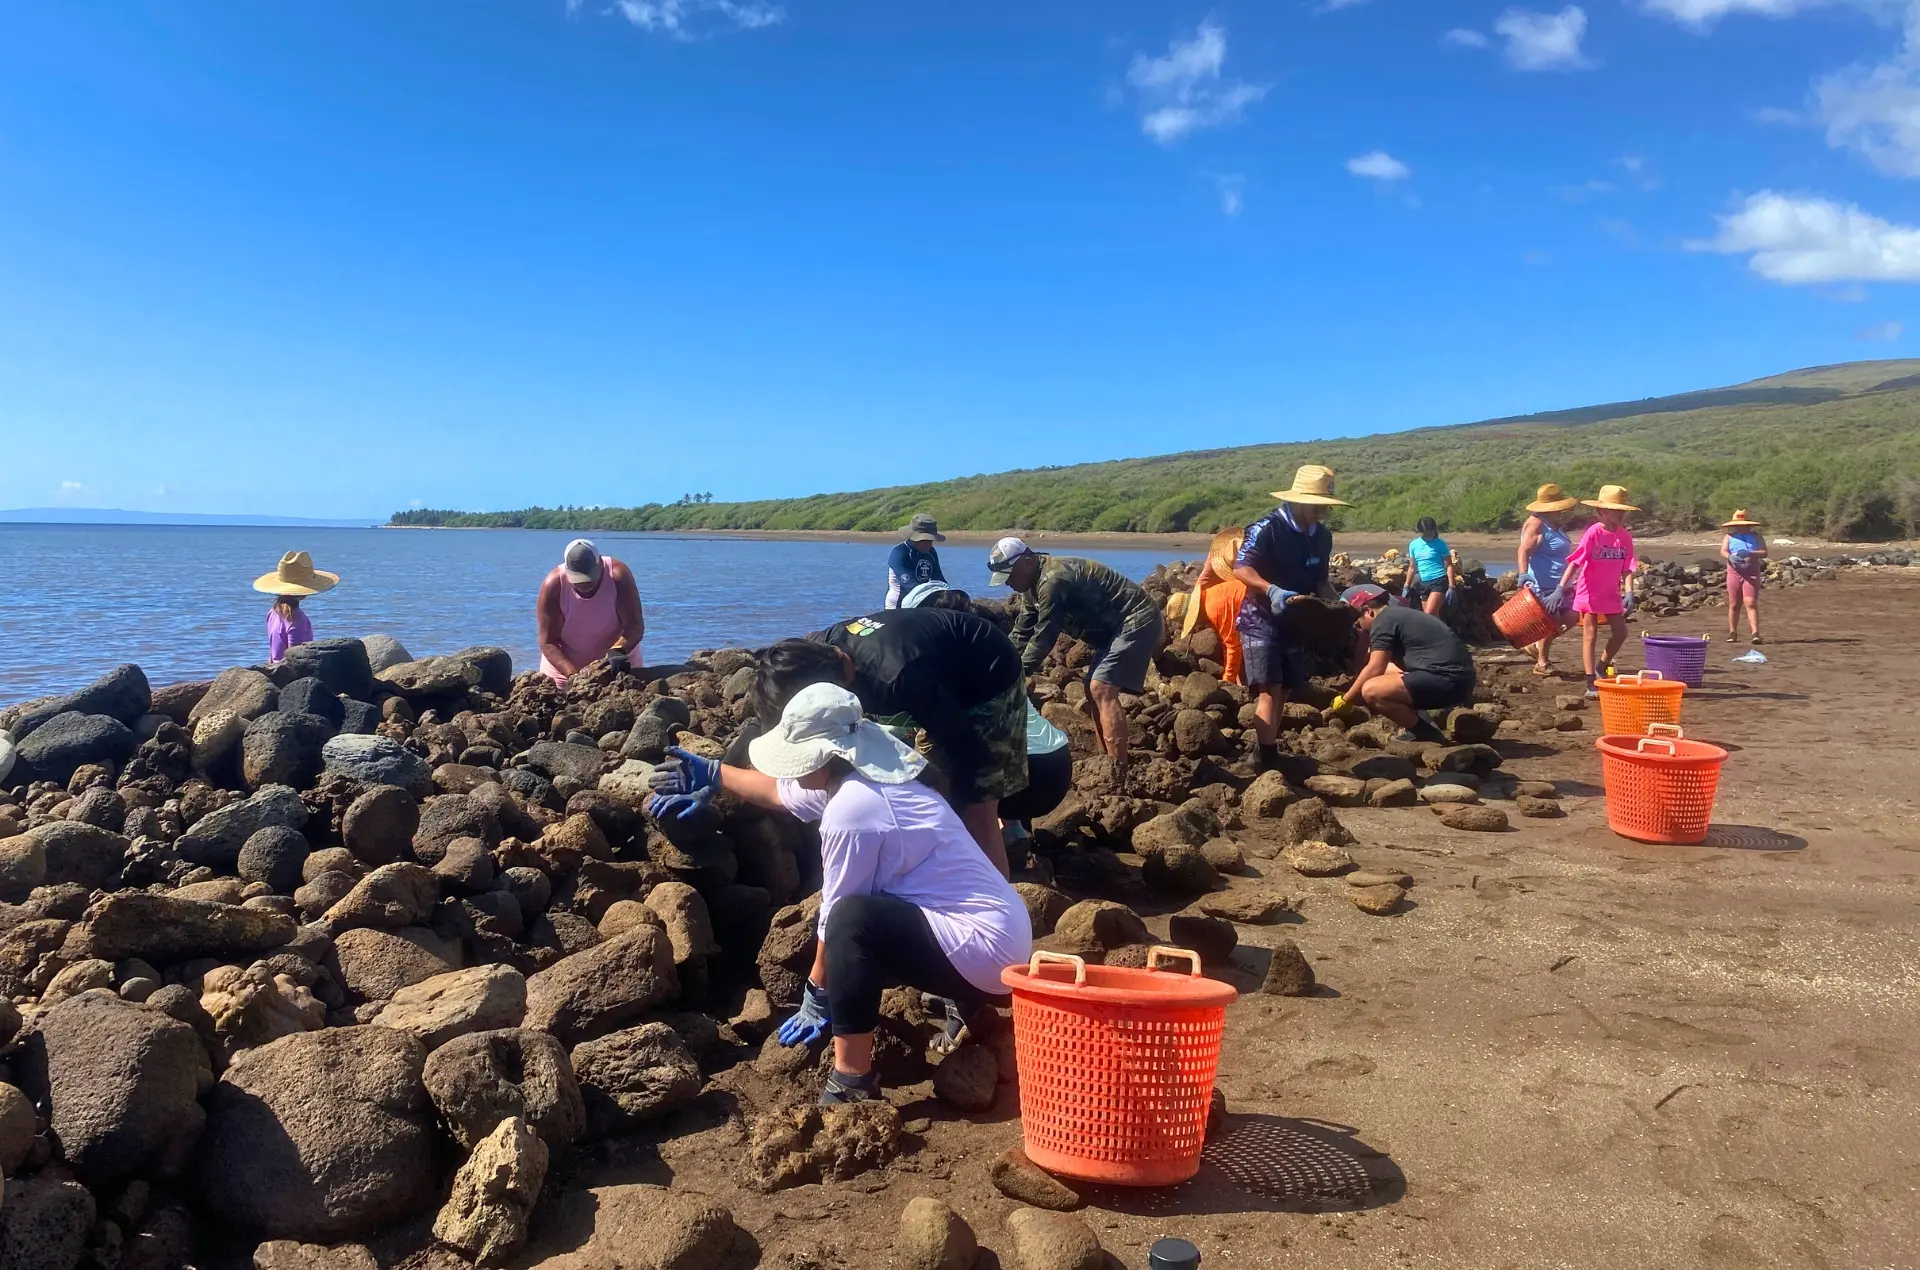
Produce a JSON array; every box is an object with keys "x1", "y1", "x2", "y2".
[
  {"x1": 1402, "y1": 669, "x2": 1476, "y2": 711},
  {"x1": 998, "y1": 745, "x2": 1073, "y2": 823},
  {"x1": 1242, "y1": 639, "x2": 1312, "y2": 691},
  {"x1": 1406, "y1": 579, "x2": 1447, "y2": 604}
]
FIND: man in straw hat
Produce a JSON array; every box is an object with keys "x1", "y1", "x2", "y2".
[
  {"x1": 884, "y1": 513, "x2": 949, "y2": 609},
  {"x1": 254, "y1": 550, "x2": 339, "y2": 665},
  {"x1": 1560, "y1": 484, "x2": 1641, "y2": 697},
  {"x1": 537, "y1": 538, "x2": 647, "y2": 688},
  {"x1": 1720, "y1": 509, "x2": 1769, "y2": 645},
  {"x1": 645, "y1": 683, "x2": 1029, "y2": 1105},
  {"x1": 988, "y1": 538, "x2": 1163, "y2": 782},
  {"x1": 1232, "y1": 464, "x2": 1346, "y2": 771},
  {"x1": 1516, "y1": 482, "x2": 1579, "y2": 677}
]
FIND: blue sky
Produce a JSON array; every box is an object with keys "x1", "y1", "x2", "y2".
[{"x1": 1, "y1": 0, "x2": 1916, "y2": 519}]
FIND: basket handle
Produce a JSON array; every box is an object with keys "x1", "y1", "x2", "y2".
[
  {"x1": 1645, "y1": 722, "x2": 1684, "y2": 739},
  {"x1": 1634, "y1": 737, "x2": 1679, "y2": 755},
  {"x1": 1147, "y1": 946, "x2": 1202, "y2": 977},
  {"x1": 1637, "y1": 669, "x2": 1665, "y2": 681},
  {"x1": 1027, "y1": 950, "x2": 1087, "y2": 986}
]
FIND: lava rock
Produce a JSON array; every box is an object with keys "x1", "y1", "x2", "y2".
[
  {"x1": 372, "y1": 965, "x2": 527, "y2": 1051},
  {"x1": 361, "y1": 634, "x2": 414, "y2": 674},
  {"x1": 29, "y1": 821, "x2": 130, "y2": 890},
  {"x1": 276, "y1": 678, "x2": 347, "y2": 729},
  {"x1": 1140, "y1": 844, "x2": 1221, "y2": 895},
  {"x1": 1281, "y1": 840, "x2": 1355, "y2": 876},
  {"x1": 190, "y1": 667, "x2": 281, "y2": 725},
  {"x1": 1439, "y1": 804, "x2": 1511, "y2": 833},
  {"x1": 321, "y1": 862, "x2": 440, "y2": 933},
  {"x1": 238, "y1": 825, "x2": 313, "y2": 895},
  {"x1": 0, "y1": 1175, "x2": 97, "y2": 1270},
  {"x1": 431, "y1": 1115, "x2": 547, "y2": 1265},
  {"x1": 1260, "y1": 939, "x2": 1316, "y2": 996},
  {"x1": 1418, "y1": 782, "x2": 1479, "y2": 805},
  {"x1": 1304, "y1": 774, "x2": 1367, "y2": 807},
  {"x1": 329, "y1": 927, "x2": 456, "y2": 1004},
  {"x1": 340, "y1": 785, "x2": 419, "y2": 866},
  {"x1": 1350, "y1": 883, "x2": 1407, "y2": 915},
  {"x1": 81, "y1": 892, "x2": 295, "y2": 962},
  {"x1": 321, "y1": 736, "x2": 433, "y2": 799},
  {"x1": 177, "y1": 785, "x2": 308, "y2": 869},
  {"x1": 741, "y1": 1101, "x2": 902, "y2": 1191},
  {"x1": 571, "y1": 1022, "x2": 701, "y2": 1137},
  {"x1": 989, "y1": 1149, "x2": 1081, "y2": 1211},
  {"x1": 527, "y1": 1184, "x2": 735, "y2": 1270},
  {"x1": 423, "y1": 1028, "x2": 584, "y2": 1151},
  {"x1": 1516, "y1": 795, "x2": 1565, "y2": 818},
  {"x1": 522, "y1": 924, "x2": 679, "y2": 1044},
  {"x1": 14, "y1": 712, "x2": 139, "y2": 786},
  {"x1": 1279, "y1": 796, "x2": 1355, "y2": 847},
  {"x1": 1166, "y1": 913, "x2": 1237, "y2": 965},
  {"x1": 1052, "y1": 900, "x2": 1151, "y2": 954},
  {"x1": 895, "y1": 1197, "x2": 977, "y2": 1270},
  {"x1": 1005, "y1": 1208, "x2": 1104, "y2": 1270},
  {"x1": 1195, "y1": 890, "x2": 1291, "y2": 924},
  {"x1": 1014, "y1": 882, "x2": 1071, "y2": 937},
  {"x1": 279, "y1": 639, "x2": 376, "y2": 703},
  {"x1": 1242, "y1": 770, "x2": 1295, "y2": 818},
  {"x1": 931, "y1": 1041, "x2": 999, "y2": 1113}
]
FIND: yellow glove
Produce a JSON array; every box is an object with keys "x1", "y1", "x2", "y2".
[{"x1": 1329, "y1": 694, "x2": 1350, "y2": 713}]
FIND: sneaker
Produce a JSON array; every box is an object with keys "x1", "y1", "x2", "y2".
[
  {"x1": 820, "y1": 1068, "x2": 883, "y2": 1105},
  {"x1": 1750, "y1": 635, "x2": 1764, "y2": 646},
  {"x1": 1584, "y1": 679, "x2": 1601, "y2": 700},
  {"x1": 1724, "y1": 633, "x2": 1738, "y2": 643}
]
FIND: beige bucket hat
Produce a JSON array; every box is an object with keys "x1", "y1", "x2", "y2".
[{"x1": 253, "y1": 551, "x2": 339, "y2": 596}]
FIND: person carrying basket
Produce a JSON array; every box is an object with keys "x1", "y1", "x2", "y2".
[
  {"x1": 1560, "y1": 484, "x2": 1641, "y2": 698},
  {"x1": 1720, "y1": 509, "x2": 1768, "y2": 646},
  {"x1": 1515, "y1": 483, "x2": 1578, "y2": 677}
]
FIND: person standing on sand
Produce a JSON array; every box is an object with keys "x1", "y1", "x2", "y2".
[
  {"x1": 1516, "y1": 483, "x2": 1579, "y2": 677},
  {"x1": 990, "y1": 539, "x2": 1163, "y2": 785},
  {"x1": 537, "y1": 538, "x2": 646, "y2": 688},
  {"x1": 1403, "y1": 516, "x2": 1458, "y2": 617},
  {"x1": 1720, "y1": 510, "x2": 1769, "y2": 645},
  {"x1": 883, "y1": 514, "x2": 948, "y2": 609},
  {"x1": 1232, "y1": 465, "x2": 1346, "y2": 772},
  {"x1": 254, "y1": 551, "x2": 338, "y2": 665},
  {"x1": 1559, "y1": 485, "x2": 1640, "y2": 698},
  {"x1": 1181, "y1": 528, "x2": 1248, "y2": 685}
]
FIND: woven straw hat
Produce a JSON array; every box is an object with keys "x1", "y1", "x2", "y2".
[
  {"x1": 1526, "y1": 483, "x2": 1579, "y2": 514},
  {"x1": 252, "y1": 551, "x2": 339, "y2": 596},
  {"x1": 1581, "y1": 484, "x2": 1641, "y2": 512},
  {"x1": 1269, "y1": 465, "x2": 1349, "y2": 506},
  {"x1": 1721, "y1": 509, "x2": 1763, "y2": 528}
]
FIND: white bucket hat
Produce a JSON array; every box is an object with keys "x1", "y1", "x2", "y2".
[
  {"x1": 747, "y1": 682, "x2": 928, "y2": 784},
  {"x1": 900, "y1": 581, "x2": 951, "y2": 609}
]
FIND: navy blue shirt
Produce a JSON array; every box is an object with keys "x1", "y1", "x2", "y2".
[
  {"x1": 1234, "y1": 506, "x2": 1332, "y2": 640},
  {"x1": 885, "y1": 542, "x2": 946, "y2": 608}
]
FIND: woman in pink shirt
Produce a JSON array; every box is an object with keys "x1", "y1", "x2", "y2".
[
  {"x1": 253, "y1": 551, "x2": 339, "y2": 665},
  {"x1": 1558, "y1": 485, "x2": 1640, "y2": 697}
]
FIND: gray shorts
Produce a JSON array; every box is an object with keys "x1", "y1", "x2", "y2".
[{"x1": 1089, "y1": 611, "x2": 1163, "y2": 695}]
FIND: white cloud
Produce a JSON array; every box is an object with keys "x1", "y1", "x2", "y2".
[
  {"x1": 59, "y1": 480, "x2": 83, "y2": 493},
  {"x1": 1347, "y1": 150, "x2": 1412, "y2": 181},
  {"x1": 1639, "y1": 0, "x2": 1832, "y2": 27},
  {"x1": 1554, "y1": 177, "x2": 1615, "y2": 200},
  {"x1": 608, "y1": 0, "x2": 784, "y2": 38},
  {"x1": 1815, "y1": 8, "x2": 1920, "y2": 177},
  {"x1": 1213, "y1": 173, "x2": 1246, "y2": 216},
  {"x1": 1495, "y1": 7, "x2": 1594, "y2": 71},
  {"x1": 1317, "y1": 0, "x2": 1372, "y2": 10},
  {"x1": 1857, "y1": 318, "x2": 1905, "y2": 340},
  {"x1": 1691, "y1": 191, "x2": 1920, "y2": 283},
  {"x1": 1125, "y1": 20, "x2": 1270, "y2": 145},
  {"x1": 1443, "y1": 27, "x2": 1492, "y2": 46}
]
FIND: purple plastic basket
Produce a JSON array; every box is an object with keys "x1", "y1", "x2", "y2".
[{"x1": 1642, "y1": 634, "x2": 1708, "y2": 687}]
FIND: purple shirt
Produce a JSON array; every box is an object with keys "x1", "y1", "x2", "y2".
[{"x1": 267, "y1": 607, "x2": 313, "y2": 663}]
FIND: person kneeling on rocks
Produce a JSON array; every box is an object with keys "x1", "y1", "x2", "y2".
[
  {"x1": 537, "y1": 538, "x2": 646, "y2": 687},
  {"x1": 647, "y1": 683, "x2": 1031, "y2": 1105},
  {"x1": 1334, "y1": 583, "x2": 1477, "y2": 739}
]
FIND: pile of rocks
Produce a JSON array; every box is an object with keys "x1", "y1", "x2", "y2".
[{"x1": 0, "y1": 600, "x2": 1579, "y2": 1268}]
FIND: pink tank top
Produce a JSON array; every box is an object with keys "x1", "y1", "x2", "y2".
[{"x1": 539, "y1": 563, "x2": 626, "y2": 684}]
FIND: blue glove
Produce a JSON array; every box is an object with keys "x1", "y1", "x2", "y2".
[
  {"x1": 1445, "y1": 585, "x2": 1460, "y2": 610},
  {"x1": 1623, "y1": 591, "x2": 1638, "y2": 616},
  {"x1": 1541, "y1": 586, "x2": 1568, "y2": 615},
  {"x1": 777, "y1": 980, "x2": 832, "y2": 1047},
  {"x1": 647, "y1": 746, "x2": 720, "y2": 797},
  {"x1": 646, "y1": 788, "x2": 714, "y2": 821},
  {"x1": 1267, "y1": 584, "x2": 1300, "y2": 616}
]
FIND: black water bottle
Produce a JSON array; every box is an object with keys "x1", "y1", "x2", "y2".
[{"x1": 1147, "y1": 1237, "x2": 1201, "y2": 1270}]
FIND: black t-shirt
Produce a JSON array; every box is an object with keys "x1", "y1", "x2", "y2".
[
  {"x1": 1368, "y1": 606, "x2": 1473, "y2": 678},
  {"x1": 818, "y1": 607, "x2": 1023, "y2": 718}
]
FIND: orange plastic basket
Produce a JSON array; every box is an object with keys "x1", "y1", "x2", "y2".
[
  {"x1": 1493, "y1": 586, "x2": 1561, "y2": 650},
  {"x1": 1595, "y1": 670, "x2": 1687, "y2": 736},
  {"x1": 1596, "y1": 724, "x2": 1727, "y2": 845},
  {"x1": 1003, "y1": 948, "x2": 1238, "y2": 1186}
]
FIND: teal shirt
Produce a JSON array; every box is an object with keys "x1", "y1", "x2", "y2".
[{"x1": 1408, "y1": 535, "x2": 1452, "y2": 583}]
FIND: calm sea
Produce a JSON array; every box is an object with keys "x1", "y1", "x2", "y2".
[{"x1": 0, "y1": 525, "x2": 1190, "y2": 704}]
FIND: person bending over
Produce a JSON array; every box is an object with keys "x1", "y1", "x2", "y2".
[
  {"x1": 537, "y1": 538, "x2": 646, "y2": 687},
  {"x1": 989, "y1": 538, "x2": 1162, "y2": 784},
  {"x1": 752, "y1": 603, "x2": 1026, "y2": 876},
  {"x1": 1336, "y1": 583, "x2": 1477, "y2": 739},
  {"x1": 647, "y1": 684, "x2": 1030, "y2": 1105}
]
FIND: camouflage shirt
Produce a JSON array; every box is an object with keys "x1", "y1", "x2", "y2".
[{"x1": 1010, "y1": 556, "x2": 1160, "y2": 673}]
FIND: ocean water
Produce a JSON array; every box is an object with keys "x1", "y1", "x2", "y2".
[{"x1": 0, "y1": 525, "x2": 1191, "y2": 703}]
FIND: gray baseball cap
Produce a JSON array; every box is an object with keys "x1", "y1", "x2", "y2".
[{"x1": 563, "y1": 539, "x2": 603, "y2": 586}]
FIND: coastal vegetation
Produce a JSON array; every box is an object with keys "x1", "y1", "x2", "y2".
[{"x1": 391, "y1": 360, "x2": 1920, "y2": 541}]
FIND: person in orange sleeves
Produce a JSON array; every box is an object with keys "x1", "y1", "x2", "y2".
[{"x1": 1180, "y1": 528, "x2": 1247, "y2": 683}]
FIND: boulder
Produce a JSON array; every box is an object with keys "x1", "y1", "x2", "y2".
[
  {"x1": 1424, "y1": 743, "x2": 1502, "y2": 777},
  {"x1": 930, "y1": 1042, "x2": 999, "y2": 1113},
  {"x1": 20, "y1": 993, "x2": 212, "y2": 1184},
  {"x1": 361, "y1": 635, "x2": 413, "y2": 674},
  {"x1": 570, "y1": 1022, "x2": 702, "y2": 1137},
  {"x1": 190, "y1": 709, "x2": 249, "y2": 779},
  {"x1": 11, "y1": 663, "x2": 151, "y2": 736},
  {"x1": 13, "y1": 712, "x2": 138, "y2": 786},
  {"x1": 894, "y1": 1197, "x2": 977, "y2": 1270},
  {"x1": 423, "y1": 1028, "x2": 585, "y2": 1151},
  {"x1": 0, "y1": 834, "x2": 44, "y2": 902},
  {"x1": 1005, "y1": 1208, "x2": 1104, "y2": 1270},
  {"x1": 1367, "y1": 777, "x2": 1419, "y2": 808},
  {"x1": 521, "y1": 741, "x2": 604, "y2": 787},
  {"x1": 1261, "y1": 938, "x2": 1316, "y2": 996},
  {"x1": 756, "y1": 894, "x2": 822, "y2": 1006},
  {"x1": 28, "y1": 821, "x2": 129, "y2": 890},
  {"x1": 377, "y1": 656, "x2": 482, "y2": 701},
  {"x1": 431, "y1": 1116, "x2": 547, "y2": 1265},
  {"x1": 189, "y1": 667, "x2": 280, "y2": 725},
  {"x1": 330, "y1": 927, "x2": 456, "y2": 1004},
  {"x1": 522, "y1": 924, "x2": 679, "y2": 1044},
  {"x1": 1350, "y1": 883, "x2": 1407, "y2": 915},
  {"x1": 238, "y1": 825, "x2": 313, "y2": 895},
  {"x1": 1052, "y1": 900, "x2": 1150, "y2": 954},
  {"x1": 1013, "y1": 882, "x2": 1071, "y2": 938},
  {"x1": 449, "y1": 646, "x2": 514, "y2": 697},
  {"x1": 177, "y1": 785, "x2": 307, "y2": 869},
  {"x1": 0, "y1": 1175, "x2": 96, "y2": 1270},
  {"x1": 1304, "y1": 774, "x2": 1368, "y2": 807},
  {"x1": 1445, "y1": 708, "x2": 1500, "y2": 744},
  {"x1": 1418, "y1": 782, "x2": 1479, "y2": 805},
  {"x1": 1166, "y1": 913, "x2": 1237, "y2": 965},
  {"x1": 1196, "y1": 890, "x2": 1291, "y2": 924},
  {"x1": 279, "y1": 639, "x2": 376, "y2": 703},
  {"x1": 199, "y1": 964, "x2": 327, "y2": 1058},
  {"x1": 1281, "y1": 840, "x2": 1355, "y2": 877},
  {"x1": 373, "y1": 965, "x2": 527, "y2": 1050},
  {"x1": 81, "y1": 893, "x2": 295, "y2": 962},
  {"x1": 241, "y1": 713, "x2": 334, "y2": 791},
  {"x1": 1278, "y1": 796, "x2": 1355, "y2": 847},
  {"x1": 643, "y1": 881, "x2": 718, "y2": 966},
  {"x1": 321, "y1": 736, "x2": 432, "y2": 798},
  {"x1": 150, "y1": 678, "x2": 212, "y2": 723},
  {"x1": 526, "y1": 1184, "x2": 736, "y2": 1270},
  {"x1": 1440, "y1": 805, "x2": 1511, "y2": 833},
  {"x1": 989, "y1": 1148, "x2": 1081, "y2": 1211},
  {"x1": 196, "y1": 1026, "x2": 436, "y2": 1240},
  {"x1": 413, "y1": 794, "x2": 500, "y2": 864},
  {"x1": 741, "y1": 1101, "x2": 901, "y2": 1191},
  {"x1": 340, "y1": 786, "x2": 419, "y2": 866},
  {"x1": 1139, "y1": 844, "x2": 1220, "y2": 896},
  {"x1": 0, "y1": 1080, "x2": 35, "y2": 1173},
  {"x1": 276, "y1": 678, "x2": 347, "y2": 729},
  {"x1": 1129, "y1": 803, "x2": 1215, "y2": 855},
  {"x1": 1516, "y1": 795, "x2": 1565, "y2": 819},
  {"x1": 1171, "y1": 708, "x2": 1225, "y2": 757},
  {"x1": 1242, "y1": 770, "x2": 1295, "y2": 818},
  {"x1": 251, "y1": 1243, "x2": 378, "y2": 1270},
  {"x1": 321, "y1": 863, "x2": 440, "y2": 934},
  {"x1": 434, "y1": 836, "x2": 496, "y2": 893}
]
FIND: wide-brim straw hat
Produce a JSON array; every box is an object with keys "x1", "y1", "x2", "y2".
[
  {"x1": 747, "y1": 682, "x2": 928, "y2": 784},
  {"x1": 1581, "y1": 484, "x2": 1641, "y2": 512},
  {"x1": 1526, "y1": 483, "x2": 1579, "y2": 514},
  {"x1": 1270, "y1": 464, "x2": 1349, "y2": 506},
  {"x1": 1721, "y1": 509, "x2": 1764, "y2": 528},
  {"x1": 253, "y1": 551, "x2": 339, "y2": 596}
]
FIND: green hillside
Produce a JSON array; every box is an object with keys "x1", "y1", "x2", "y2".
[{"x1": 391, "y1": 360, "x2": 1920, "y2": 541}]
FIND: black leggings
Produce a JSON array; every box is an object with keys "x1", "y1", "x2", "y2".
[
  {"x1": 823, "y1": 894, "x2": 1006, "y2": 1036},
  {"x1": 996, "y1": 746, "x2": 1073, "y2": 823}
]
